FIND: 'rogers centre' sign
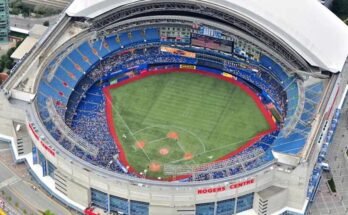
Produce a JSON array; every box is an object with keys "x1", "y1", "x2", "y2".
[{"x1": 197, "y1": 179, "x2": 255, "y2": 195}]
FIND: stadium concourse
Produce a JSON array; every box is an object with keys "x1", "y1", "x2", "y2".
[{"x1": 1, "y1": 0, "x2": 348, "y2": 215}]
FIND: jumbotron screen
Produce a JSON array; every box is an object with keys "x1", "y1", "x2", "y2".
[{"x1": 191, "y1": 33, "x2": 234, "y2": 53}]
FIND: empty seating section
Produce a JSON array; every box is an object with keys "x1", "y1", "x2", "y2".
[
  {"x1": 145, "y1": 28, "x2": 160, "y2": 42},
  {"x1": 49, "y1": 76, "x2": 72, "y2": 97},
  {"x1": 272, "y1": 82, "x2": 323, "y2": 154},
  {"x1": 92, "y1": 40, "x2": 110, "y2": 58},
  {"x1": 77, "y1": 42, "x2": 100, "y2": 65},
  {"x1": 132, "y1": 29, "x2": 144, "y2": 42},
  {"x1": 60, "y1": 58, "x2": 84, "y2": 77},
  {"x1": 105, "y1": 36, "x2": 121, "y2": 53},
  {"x1": 55, "y1": 67, "x2": 78, "y2": 87},
  {"x1": 119, "y1": 32, "x2": 130, "y2": 46},
  {"x1": 68, "y1": 50, "x2": 90, "y2": 72}
]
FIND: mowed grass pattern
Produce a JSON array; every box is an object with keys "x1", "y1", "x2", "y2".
[{"x1": 110, "y1": 72, "x2": 270, "y2": 178}]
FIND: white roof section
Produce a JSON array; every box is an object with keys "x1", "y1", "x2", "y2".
[
  {"x1": 11, "y1": 25, "x2": 47, "y2": 61},
  {"x1": 66, "y1": 0, "x2": 348, "y2": 73},
  {"x1": 11, "y1": 37, "x2": 38, "y2": 60},
  {"x1": 29, "y1": 24, "x2": 48, "y2": 39},
  {"x1": 10, "y1": 26, "x2": 29, "y2": 35}
]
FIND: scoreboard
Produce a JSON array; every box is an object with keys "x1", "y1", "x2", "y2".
[{"x1": 191, "y1": 33, "x2": 234, "y2": 53}]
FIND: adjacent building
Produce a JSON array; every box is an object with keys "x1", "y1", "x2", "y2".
[{"x1": 0, "y1": 0, "x2": 9, "y2": 43}]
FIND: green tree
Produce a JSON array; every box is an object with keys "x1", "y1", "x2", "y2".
[
  {"x1": 43, "y1": 21, "x2": 49, "y2": 27},
  {"x1": 11, "y1": 7, "x2": 20, "y2": 15},
  {"x1": 10, "y1": 0, "x2": 23, "y2": 9},
  {"x1": 41, "y1": 209, "x2": 56, "y2": 215},
  {"x1": 16, "y1": 40, "x2": 23, "y2": 48},
  {"x1": 21, "y1": 5, "x2": 31, "y2": 17},
  {"x1": 7, "y1": 47, "x2": 16, "y2": 57},
  {"x1": 332, "y1": 0, "x2": 348, "y2": 20},
  {"x1": 5, "y1": 59, "x2": 14, "y2": 70}
]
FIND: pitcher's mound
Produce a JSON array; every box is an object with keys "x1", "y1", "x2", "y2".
[
  {"x1": 149, "y1": 162, "x2": 161, "y2": 172},
  {"x1": 159, "y1": 148, "x2": 169, "y2": 156},
  {"x1": 183, "y1": 152, "x2": 193, "y2": 160},
  {"x1": 135, "y1": 140, "x2": 145, "y2": 149},
  {"x1": 167, "y1": 131, "x2": 179, "y2": 140}
]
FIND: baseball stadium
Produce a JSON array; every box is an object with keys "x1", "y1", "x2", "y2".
[{"x1": 1, "y1": 0, "x2": 348, "y2": 214}]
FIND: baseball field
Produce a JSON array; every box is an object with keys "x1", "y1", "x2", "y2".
[{"x1": 107, "y1": 70, "x2": 271, "y2": 179}]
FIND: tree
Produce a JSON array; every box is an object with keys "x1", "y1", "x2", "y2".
[
  {"x1": 332, "y1": 0, "x2": 348, "y2": 20},
  {"x1": 7, "y1": 47, "x2": 16, "y2": 57},
  {"x1": 16, "y1": 40, "x2": 23, "y2": 48},
  {"x1": 40, "y1": 209, "x2": 56, "y2": 215},
  {"x1": 21, "y1": 5, "x2": 31, "y2": 17},
  {"x1": 43, "y1": 21, "x2": 49, "y2": 27}
]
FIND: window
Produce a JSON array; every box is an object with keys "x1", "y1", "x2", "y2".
[
  {"x1": 47, "y1": 161, "x2": 56, "y2": 178},
  {"x1": 236, "y1": 193, "x2": 254, "y2": 213},
  {"x1": 217, "y1": 199, "x2": 235, "y2": 215},
  {"x1": 130, "y1": 200, "x2": 149, "y2": 215},
  {"x1": 91, "y1": 188, "x2": 108, "y2": 210},
  {"x1": 196, "y1": 203, "x2": 215, "y2": 215},
  {"x1": 110, "y1": 195, "x2": 128, "y2": 214}
]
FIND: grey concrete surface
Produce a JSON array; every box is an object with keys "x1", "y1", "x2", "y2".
[
  {"x1": 9, "y1": 15, "x2": 59, "y2": 31},
  {"x1": 0, "y1": 141, "x2": 72, "y2": 215}
]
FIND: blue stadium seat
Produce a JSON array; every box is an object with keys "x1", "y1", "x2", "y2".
[
  {"x1": 77, "y1": 42, "x2": 100, "y2": 65},
  {"x1": 145, "y1": 28, "x2": 160, "y2": 42},
  {"x1": 105, "y1": 36, "x2": 121, "y2": 53},
  {"x1": 68, "y1": 50, "x2": 90, "y2": 72},
  {"x1": 92, "y1": 39, "x2": 110, "y2": 58}
]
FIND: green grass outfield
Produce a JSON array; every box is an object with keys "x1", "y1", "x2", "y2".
[{"x1": 109, "y1": 72, "x2": 270, "y2": 178}]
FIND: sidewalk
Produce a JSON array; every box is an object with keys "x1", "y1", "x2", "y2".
[{"x1": 0, "y1": 197, "x2": 22, "y2": 215}]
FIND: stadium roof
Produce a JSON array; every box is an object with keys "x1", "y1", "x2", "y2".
[{"x1": 66, "y1": 0, "x2": 348, "y2": 73}]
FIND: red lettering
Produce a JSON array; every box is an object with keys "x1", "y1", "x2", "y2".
[{"x1": 197, "y1": 179, "x2": 255, "y2": 194}]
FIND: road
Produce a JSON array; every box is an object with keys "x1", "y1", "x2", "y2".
[
  {"x1": 9, "y1": 15, "x2": 59, "y2": 31},
  {"x1": 308, "y1": 69, "x2": 348, "y2": 214},
  {"x1": 0, "y1": 141, "x2": 72, "y2": 215}
]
